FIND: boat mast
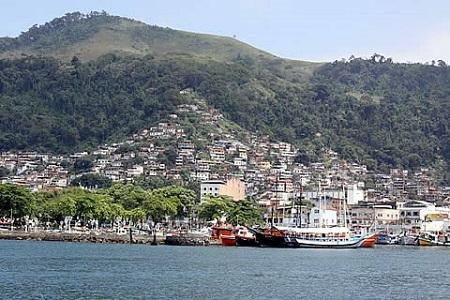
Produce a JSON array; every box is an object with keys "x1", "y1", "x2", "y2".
[
  {"x1": 299, "y1": 183, "x2": 302, "y2": 228},
  {"x1": 318, "y1": 181, "x2": 322, "y2": 228},
  {"x1": 281, "y1": 179, "x2": 285, "y2": 226},
  {"x1": 343, "y1": 185, "x2": 348, "y2": 228}
]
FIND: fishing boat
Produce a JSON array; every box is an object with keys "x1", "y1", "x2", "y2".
[
  {"x1": 418, "y1": 213, "x2": 450, "y2": 246},
  {"x1": 376, "y1": 232, "x2": 400, "y2": 245},
  {"x1": 398, "y1": 234, "x2": 418, "y2": 246},
  {"x1": 283, "y1": 226, "x2": 377, "y2": 248},
  {"x1": 376, "y1": 232, "x2": 391, "y2": 244},
  {"x1": 418, "y1": 232, "x2": 450, "y2": 246}
]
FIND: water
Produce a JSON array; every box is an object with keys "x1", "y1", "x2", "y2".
[{"x1": 1, "y1": 241, "x2": 450, "y2": 299}]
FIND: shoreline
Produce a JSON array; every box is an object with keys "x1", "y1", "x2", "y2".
[
  {"x1": 0, "y1": 230, "x2": 163, "y2": 245},
  {"x1": 0, "y1": 230, "x2": 217, "y2": 246}
]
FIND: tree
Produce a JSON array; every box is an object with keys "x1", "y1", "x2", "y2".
[
  {"x1": 71, "y1": 56, "x2": 81, "y2": 68},
  {"x1": 0, "y1": 166, "x2": 11, "y2": 178},
  {"x1": 227, "y1": 199, "x2": 263, "y2": 225},
  {"x1": 152, "y1": 185, "x2": 197, "y2": 218},
  {"x1": 106, "y1": 183, "x2": 147, "y2": 209},
  {"x1": 197, "y1": 195, "x2": 234, "y2": 221},
  {"x1": 127, "y1": 207, "x2": 146, "y2": 223},
  {"x1": 44, "y1": 193, "x2": 77, "y2": 221},
  {"x1": 157, "y1": 146, "x2": 178, "y2": 167},
  {"x1": 0, "y1": 183, "x2": 35, "y2": 218},
  {"x1": 142, "y1": 190, "x2": 178, "y2": 225},
  {"x1": 73, "y1": 157, "x2": 94, "y2": 173},
  {"x1": 71, "y1": 173, "x2": 112, "y2": 189},
  {"x1": 133, "y1": 176, "x2": 180, "y2": 190}
]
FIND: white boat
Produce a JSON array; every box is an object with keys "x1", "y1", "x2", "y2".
[
  {"x1": 281, "y1": 226, "x2": 377, "y2": 248},
  {"x1": 278, "y1": 185, "x2": 376, "y2": 248}
]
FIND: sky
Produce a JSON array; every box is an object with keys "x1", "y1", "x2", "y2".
[{"x1": 1, "y1": 0, "x2": 449, "y2": 63}]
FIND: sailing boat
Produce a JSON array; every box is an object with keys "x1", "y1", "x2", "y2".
[
  {"x1": 284, "y1": 226, "x2": 377, "y2": 248},
  {"x1": 288, "y1": 185, "x2": 376, "y2": 248}
]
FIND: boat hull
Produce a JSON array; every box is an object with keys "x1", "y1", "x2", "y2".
[
  {"x1": 235, "y1": 236, "x2": 259, "y2": 247},
  {"x1": 399, "y1": 235, "x2": 418, "y2": 246},
  {"x1": 376, "y1": 234, "x2": 392, "y2": 245},
  {"x1": 249, "y1": 227, "x2": 298, "y2": 247},
  {"x1": 419, "y1": 237, "x2": 450, "y2": 246},
  {"x1": 220, "y1": 235, "x2": 236, "y2": 246},
  {"x1": 418, "y1": 238, "x2": 433, "y2": 246}
]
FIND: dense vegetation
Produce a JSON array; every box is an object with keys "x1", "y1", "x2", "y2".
[
  {"x1": 0, "y1": 183, "x2": 262, "y2": 227},
  {"x1": 0, "y1": 13, "x2": 449, "y2": 181}
]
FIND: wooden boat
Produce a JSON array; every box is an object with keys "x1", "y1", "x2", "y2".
[
  {"x1": 247, "y1": 226, "x2": 298, "y2": 247},
  {"x1": 234, "y1": 227, "x2": 258, "y2": 247},
  {"x1": 285, "y1": 227, "x2": 377, "y2": 249},
  {"x1": 220, "y1": 234, "x2": 236, "y2": 246}
]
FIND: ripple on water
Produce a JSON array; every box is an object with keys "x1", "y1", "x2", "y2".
[{"x1": 1, "y1": 241, "x2": 450, "y2": 299}]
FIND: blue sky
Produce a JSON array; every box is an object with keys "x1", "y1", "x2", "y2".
[{"x1": 1, "y1": 0, "x2": 449, "y2": 62}]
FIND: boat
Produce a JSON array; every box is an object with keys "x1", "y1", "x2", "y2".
[
  {"x1": 211, "y1": 225, "x2": 233, "y2": 239},
  {"x1": 419, "y1": 232, "x2": 450, "y2": 246},
  {"x1": 284, "y1": 226, "x2": 377, "y2": 249},
  {"x1": 398, "y1": 234, "x2": 418, "y2": 246},
  {"x1": 247, "y1": 226, "x2": 298, "y2": 247},
  {"x1": 418, "y1": 214, "x2": 450, "y2": 246},
  {"x1": 376, "y1": 232, "x2": 392, "y2": 244},
  {"x1": 280, "y1": 185, "x2": 376, "y2": 249},
  {"x1": 376, "y1": 232, "x2": 400, "y2": 245},
  {"x1": 234, "y1": 226, "x2": 258, "y2": 247},
  {"x1": 220, "y1": 234, "x2": 236, "y2": 246}
]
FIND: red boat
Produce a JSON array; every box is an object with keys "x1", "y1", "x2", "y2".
[
  {"x1": 211, "y1": 225, "x2": 233, "y2": 239},
  {"x1": 360, "y1": 233, "x2": 378, "y2": 248},
  {"x1": 220, "y1": 234, "x2": 236, "y2": 246}
]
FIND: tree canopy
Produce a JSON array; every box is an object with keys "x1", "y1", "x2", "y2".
[{"x1": 198, "y1": 196, "x2": 263, "y2": 225}]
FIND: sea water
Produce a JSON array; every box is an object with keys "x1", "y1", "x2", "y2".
[{"x1": 1, "y1": 240, "x2": 449, "y2": 299}]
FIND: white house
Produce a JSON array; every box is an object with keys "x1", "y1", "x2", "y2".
[{"x1": 309, "y1": 208, "x2": 337, "y2": 227}]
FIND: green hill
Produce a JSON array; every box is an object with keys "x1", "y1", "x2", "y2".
[
  {"x1": 0, "y1": 12, "x2": 449, "y2": 181},
  {"x1": 0, "y1": 12, "x2": 318, "y2": 82}
]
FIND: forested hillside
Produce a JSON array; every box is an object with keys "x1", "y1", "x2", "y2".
[{"x1": 0, "y1": 13, "x2": 449, "y2": 179}]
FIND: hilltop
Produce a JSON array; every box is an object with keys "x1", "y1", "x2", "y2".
[
  {"x1": 0, "y1": 12, "x2": 318, "y2": 81},
  {"x1": 0, "y1": 12, "x2": 448, "y2": 181}
]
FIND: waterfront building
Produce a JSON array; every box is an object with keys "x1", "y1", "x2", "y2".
[{"x1": 200, "y1": 178, "x2": 246, "y2": 201}]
